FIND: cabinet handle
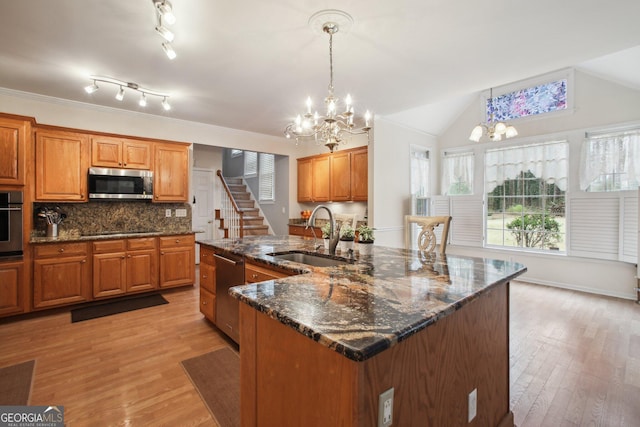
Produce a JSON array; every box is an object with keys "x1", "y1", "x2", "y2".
[
  {"x1": 59, "y1": 248, "x2": 65, "y2": 253},
  {"x1": 202, "y1": 300, "x2": 207, "y2": 305},
  {"x1": 161, "y1": 252, "x2": 165, "y2": 255},
  {"x1": 123, "y1": 163, "x2": 127, "y2": 166},
  {"x1": 252, "y1": 274, "x2": 258, "y2": 279},
  {"x1": 202, "y1": 275, "x2": 207, "y2": 279},
  {"x1": 119, "y1": 162, "x2": 122, "y2": 166},
  {"x1": 127, "y1": 255, "x2": 131, "y2": 258},
  {"x1": 81, "y1": 260, "x2": 86, "y2": 263},
  {"x1": 175, "y1": 239, "x2": 180, "y2": 243},
  {"x1": 121, "y1": 256, "x2": 126, "y2": 259}
]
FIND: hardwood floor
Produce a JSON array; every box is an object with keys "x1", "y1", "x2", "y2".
[
  {"x1": 510, "y1": 281, "x2": 640, "y2": 427},
  {"x1": 0, "y1": 273, "x2": 638, "y2": 426}
]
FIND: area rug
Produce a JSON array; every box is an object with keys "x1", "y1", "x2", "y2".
[
  {"x1": 71, "y1": 294, "x2": 168, "y2": 323},
  {"x1": 0, "y1": 359, "x2": 35, "y2": 405},
  {"x1": 181, "y1": 347, "x2": 240, "y2": 427}
]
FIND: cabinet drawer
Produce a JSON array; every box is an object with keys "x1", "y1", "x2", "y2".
[
  {"x1": 200, "y1": 287, "x2": 216, "y2": 323},
  {"x1": 34, "y1": 242, "x2": 88, "y2": 258},
  {"x1": 245, "y1": 262, "x2": 293, "y2": 283},
  {"x1": 200, "y1": 262, "x2": 215, "y2": 293},
  {"x1": 160, "y1": 234, "x2": 194, "y2": 248},
  {"x1": 200, "y1": 246, "x2": 215, "y2": 266},
  {"x1": 93, "y1": 239, "x2": 126, "y2": 253},
  {"x1": 127, "y1": 237, "x2": 157, "y2": 251}
]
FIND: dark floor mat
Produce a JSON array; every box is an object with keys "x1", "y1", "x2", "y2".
[{"x1": 71, "y1": 294, "x2": 168, "y2": 323}]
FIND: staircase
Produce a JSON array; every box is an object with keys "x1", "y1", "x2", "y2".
[{"x1": 215, "y1": 175, "x2": 270, "y2": 238}]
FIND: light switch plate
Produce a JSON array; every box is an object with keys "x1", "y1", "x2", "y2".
[
  {"x1": 378, "y1": 387, "x2": 393, "y2": 427},
  {"x1": 165, "y1": 209, "x2": 172, "y2": 218}
]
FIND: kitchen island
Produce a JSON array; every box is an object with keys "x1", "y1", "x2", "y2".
[{"x1": 197, "y1": 235, "x2": 526, "y2": 427}]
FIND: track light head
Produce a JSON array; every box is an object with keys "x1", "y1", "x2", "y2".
[
  {"x1": 155, "y1": 25, "x2": 174, "y2": 42},
  {"x1": 84, "y1": 81, "x2": 99, "y2": 94},
  {"x1": 161, "y1": 97, "x2": 171, "y2": 111},
  {"x1": 115, "y1": 86, "x2": 125, "y2": 101},
  {"x1": 139, "y1": 93, "x2": 147, "y2": 107},
  {"x1": 154, "y1": 0, "x2": 176, "y2": 25},
  {"x1": 162, "y1": 42, "x2": 176, "y2": 60}
]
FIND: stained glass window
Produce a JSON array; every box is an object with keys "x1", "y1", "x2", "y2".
[{"x1": 487, "y1": 79, "x2": 567, "y2": 122}]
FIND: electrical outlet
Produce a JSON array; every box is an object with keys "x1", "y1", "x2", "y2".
[
  {"x1": 378, "y1": 388, "x2": 393, "y2": 427},
  {"x1": 175, "y1": 208, "x2": 187, "y2": 217},
  {"x1": 165, "y1": 209, "x2": 172, "y2": 218},
  {"x1": 468, "y1": 388, "x2": 477, "y2": 423}
]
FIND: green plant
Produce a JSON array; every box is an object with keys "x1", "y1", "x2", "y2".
[
  {"x1": 357, "y1": 225, "x2": 375, "y2": 243},
  {"x1": 321, "y1": 223, "x2": 331, "y2": 239},
  {"x1": 506, "y1": 214, "x2": 560, "y2": 248},
  {"x1": 339, "y1": 225, "x2": 355, "y2": 241}
]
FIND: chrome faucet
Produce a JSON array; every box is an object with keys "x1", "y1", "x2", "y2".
[{"x1": 307, "y1": 204, "x2": 339, "y2": 255}]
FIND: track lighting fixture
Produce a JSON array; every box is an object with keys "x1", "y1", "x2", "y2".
[
  {"x1": 83, "y1": 75, "x2": 172, "y2": 111},
  {"x1": 84, "y1": 80, "x2": 99, "y2": 94},
  {"x1": 162, "y1": 42, "x2": 177, "y2": 60},
  {"x1": 152, "y1": 0, "x2": 177, "y2": 59}
]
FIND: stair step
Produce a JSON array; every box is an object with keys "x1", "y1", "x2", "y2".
[
  {"x1": 228, "y1": 184, "x2": 246, "y2": 192},
  {"x1": 237, "y1": 200, "x2": 255, "y2": 208},
  {"x1": 243, "y1": 225, "x2": 269, "y2": 236},
  {"x1": 242, "y1": 217, "x2": 265, "y2": 226},
  {"x1": 231, "y1": 191, "x2": 251, "y2": 200},
  {"x1": 225, "y1": 177, "x2": 243, "y2": 185}
]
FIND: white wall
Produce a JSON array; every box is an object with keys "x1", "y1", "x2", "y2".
[
  {"x1": 370, "y1": 118, "x2": 438, "y2": 247},
  {"x1": 437, "y1": 70, "x2": 640, "y2": 300}
]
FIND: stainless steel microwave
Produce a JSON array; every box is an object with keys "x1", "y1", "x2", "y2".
[{"x1": 88, "y1": 167, "x2": 153, "y2": 200}]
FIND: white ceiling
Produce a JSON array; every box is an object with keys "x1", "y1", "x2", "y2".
[{"x1": 1, "y1": 0, "x2": 639, "y2": 137}]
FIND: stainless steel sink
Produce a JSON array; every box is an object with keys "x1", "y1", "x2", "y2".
[{"x1": 268, "y1": 251, "x2": 352, "y2": 267}]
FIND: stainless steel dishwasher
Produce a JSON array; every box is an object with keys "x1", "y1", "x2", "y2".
[{"x1": 214, "y1": 252, "x2": 244, "y2": 343}]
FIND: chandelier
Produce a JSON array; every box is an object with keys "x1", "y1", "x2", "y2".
[
  {"x1": 284, "y1": 10, "x2": 371, "y2": 153},
  {"x1": 469, "y1": 88, "x2": 517, "y2": 142},
  {"x1": 84, "y1": 75, "x2": 171, "y2": 110}
]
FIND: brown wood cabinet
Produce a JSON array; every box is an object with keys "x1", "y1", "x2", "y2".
[
  {"x1": 159, "y1": 234, "x2": 195, "y2": 288},
  {"x1": 199, "y1": 246, "x2": 216, "y2": 322},
  {"x1": 297, "y1": 147, "x2": 368, "y2": 203},
  {"x1": 245, "y1": 261, "x2": 294, "y2": 283},
  {"x1": 0, "y1": 261, "x2": 24, "y2": 316},
  {"x1": 35, "y1": 129, "x2": 90, "y2": 201},
  {"x1": 91, "y1": 136, "x2": 152, "y2": 169},
  {"x1": 288, "y1": 224, "x2": 322, "y2": 238},
  {"x1": 0, "y1": 116, "x2": 30, "y2": 186},
  {"x1": 33, "y1": 242, "x2": 91, "y2": 309},
  {"x1": 154, "y1": 142, "x2": 190, "y2": 202},
  {"x1": 92, "y1": 238, "x2": 158, "y2": 299}
]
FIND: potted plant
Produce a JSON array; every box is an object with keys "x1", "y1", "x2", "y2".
[
  {"x1": 321, "y1": 222, "x2": 332, "y2": 250},
  {"x1": 338, "y1": 225, "x2": 355, "y2": 253},
  {"x1": 357, "y1": 225, "x2": 375, "y2": 255}
]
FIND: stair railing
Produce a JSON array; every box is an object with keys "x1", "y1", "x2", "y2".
[{"x1": 216, "y1": 170, "x2": 244, "y2": 238}]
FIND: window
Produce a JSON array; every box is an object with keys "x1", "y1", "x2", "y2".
[
  {"x1": 489, "y1": 79, "x2": 567, "y2": 122},
  {"x1": 580, "y1": 128, "x2": 640, "y2": 192},
  {"x1": 441, "y1": 151, "x2": 473, "y2": 195},
  {"x1": 485, "y1": 141, "x2": 568, "y2": 252},
  {"x1": 244, "y1": 151, "x2": 257, "y2": 177},
  {"x1": 259, "y1": 153, "x2": 275, "y2": 202},
  {"x1": 231, "y1": 149, "x2": 242, "y2": 158},
  {"x1": 410, "y1": 147, "x2": 430, "y2": 215}
]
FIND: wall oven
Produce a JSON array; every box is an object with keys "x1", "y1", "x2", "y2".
[
  {"x1": 0, "y1": 190, "x2": 23, "y2": 259},
  {"x1": 88, "y1": 167, "x2": 153, "y2": 200}
]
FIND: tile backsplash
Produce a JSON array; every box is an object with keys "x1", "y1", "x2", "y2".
[{"x1": 32, "y1": 201, "x2": 192, "y2": 237}]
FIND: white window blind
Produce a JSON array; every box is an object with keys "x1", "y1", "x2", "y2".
[
  {"x1": 259, "y1": 153, "x2": 275, "y2": 201},
  {"x1": 244, "y1": 151, "x2": 257, "y2": 177},
  {"x1": 410, "y1": 147, "x2": 430, "y2": 198},
  {"x1": 620, "y1": 194, "x2": 638, "y2": 263},
  {"x1": 450, "y1": 197, "x2": 483, "y2": 247},
  {"x1": 569, "y1": 197, "x2": 619, "y2": 260}
]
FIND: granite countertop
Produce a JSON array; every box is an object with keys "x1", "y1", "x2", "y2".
[
  {"x1": 197, "y1": 235, "x2": 527, "y2": 362},
  {"x1": 31, "y1": 230, "x2": 198, "y2": 244}
]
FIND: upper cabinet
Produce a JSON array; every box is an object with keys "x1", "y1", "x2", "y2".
[
  {"x1": 35, "y1": 129, "x2": 90, "y2": 202},
  {"x1": 0, "y1": 116, "x2": 31, "y2": 186},
  {"x1": 91, "y1": 136, "x2": 152, "y2": 169},
  {"x1": 297, "y1": 146, "x2": 368, "y2": 203},
  {"x1": 153, "y1": 142, "x2": 190, "y2": 202}
]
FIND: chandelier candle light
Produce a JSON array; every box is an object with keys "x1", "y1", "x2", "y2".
[
  {"x1": 84, "y1": 75, "x2": 171, "y2": 110},
  {"x1": 469, "y1": 88, "x2": 518, "y2": 142},
  {"x1": 284, "y1": 10, "x2": 371, "y2": 153}
]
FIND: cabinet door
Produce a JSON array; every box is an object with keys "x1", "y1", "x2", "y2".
[
  {"x1": 93, "y1": 252, "x2": 127, "y2": 298},
  {"x1": 350, "y1": 148, "x2": 368, "y2": 201},
  {"x1": 330, "y1": 151, "x2": 351, "y2": 201},
  {"x1": 200, "y1": 262, "x2": 215, "y2": 293},
  {"x1": 154, "y1": 143, "x2": 189, "y2": 202},
  {"x1": 35, "y1": 130, "x2": 89, "y2": 201},
  {"x1": 312, "y1": 156, "x2": 330, "y2": 202},
  {"x1": 122, "y1": 139, "x2": 151, "y2": 169},
  {"x1": 200, "y1": 287, "x2": 216, "y2": 322},
  {"x1": 33, "y1": 255, "x2": 90, "y2": 308},
  {"x1": 297, "y1": 158, "x2": 313, "y2": 202},
  {"x1": 0, "y1": 261, "x2": 24, "y2": 316},
  {"x1": 126, "y1": 249, "x2": 158, "y2": 292},
  {"x1": 91, "y1": 136, "x2": 123, "y2": 168},
  {"x1": 0, "y1": 117, "x2": 29, "y2": 186},
  {"x1": 159, "y1": 246, "x2": 195, "y2": 288}
]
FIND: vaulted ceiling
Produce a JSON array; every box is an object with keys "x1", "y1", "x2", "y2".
[{"x1": 1, "y1": 1, "x2": 639, "y2": 137}]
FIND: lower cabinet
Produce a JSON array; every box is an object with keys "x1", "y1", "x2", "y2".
[
  {"x1": 199, "y1": 245, "x2": 216, "y2": 322},
  {"x1": 0, "y1": 260, "x2": 24, "y2": 316},
  {"x1": 245, "y1": 260, "x2": 294, "y2": 284},
  {"x1": 159, "y1": 234, "x2": 195, "y2": 288},
  {"x1": 33, "y1": 242, "x2": 91, "y2": 309},
  {"x1": 93, "y1": 238, "x2": 158, "y2": 299}
]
